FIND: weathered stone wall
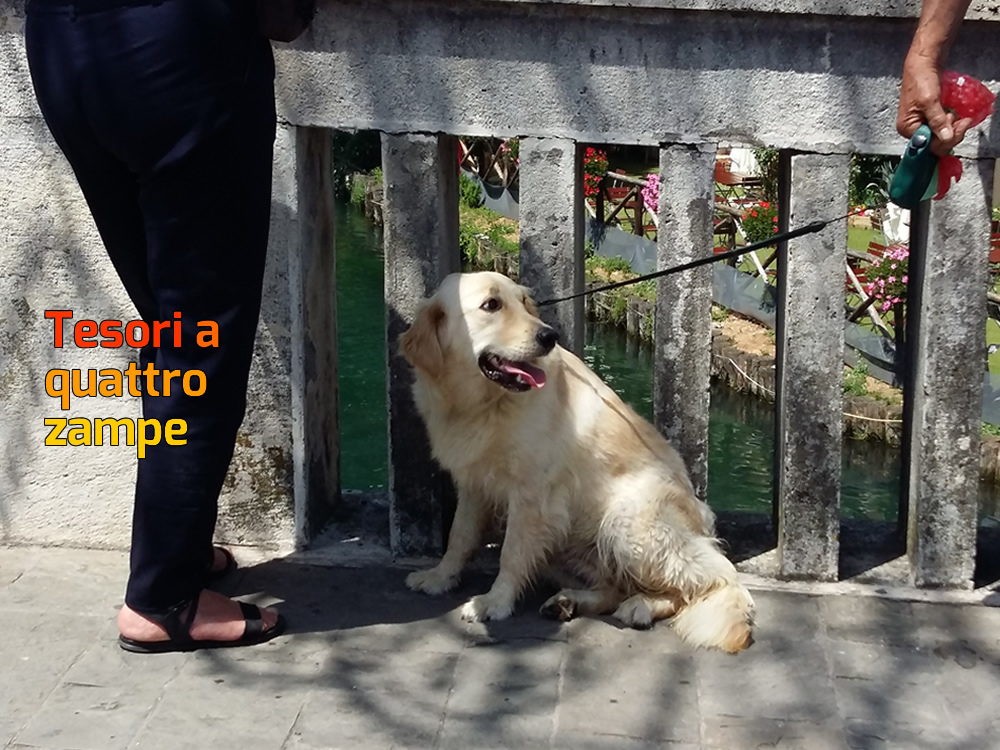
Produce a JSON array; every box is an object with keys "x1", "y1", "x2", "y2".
[
  {"x1": 1, "y1": 4, "x2": 135, "y2": 547},
  {"x1": 0, "y1": 3, "x2": 337, "y2": 551}
]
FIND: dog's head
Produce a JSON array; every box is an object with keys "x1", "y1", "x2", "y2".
[{"x1": 399, "y1": 272, "x2": 559, "y2": 393}]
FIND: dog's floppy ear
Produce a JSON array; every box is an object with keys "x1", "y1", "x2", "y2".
[
  {"x1": 519, "y1": 285, "x2": 540, "y2": 317},
  {"x1": 399, "y1": 300, "x2": 446, "y2": 376}
]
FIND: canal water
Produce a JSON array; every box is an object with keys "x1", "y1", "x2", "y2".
[{"x1": 333, "y1": 202, "x2": 995, "y2": 522}]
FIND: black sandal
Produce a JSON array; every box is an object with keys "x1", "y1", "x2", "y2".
[
  {"x1": 208, "y1": 546, "x2": 237, "y2": 581},
  {"x1": 118, "y1": 596, "x2": 286, "y2": 654}
]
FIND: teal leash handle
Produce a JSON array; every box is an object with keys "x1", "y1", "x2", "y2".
[{"x1": 888, "y1": 123, "x2": 940, "y2": 209}]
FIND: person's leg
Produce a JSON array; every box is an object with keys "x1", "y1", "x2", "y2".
[
  {"x1": 24, "y1": 5, "x2": 157, "y2": 323},
  {"x1": 25, "y1": 0, "x2": 281, "y2": 644},
  {"x1": 21, "y1": 52, "x2": 231, "y2": 574},
  {"x1": 124, "y1": 13, "x2": 277, "y2": 617}
]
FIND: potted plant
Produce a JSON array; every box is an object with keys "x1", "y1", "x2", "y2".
[
  {"x1": 864, "y1": 243, "x2": 909, "y2": 347},
  {"x1": 583, "y1": 147, "x2": 609, "y2": 202},
  {"x1": 741, "y1": 201, "x2": 780, "y2": 245}
]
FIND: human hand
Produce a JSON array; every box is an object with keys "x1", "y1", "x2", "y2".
[{"x1": 897, "y1": 54, "x2": 973, "y2": 155}]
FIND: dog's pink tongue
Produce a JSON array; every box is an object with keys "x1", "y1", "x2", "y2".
[{"x1": 499, "y1": 361, "x2": 546, "y2": 388}]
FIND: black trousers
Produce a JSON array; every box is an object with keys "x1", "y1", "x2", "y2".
[{"x1": 26, "y1": 0, "x2": 276, "y2": 614}]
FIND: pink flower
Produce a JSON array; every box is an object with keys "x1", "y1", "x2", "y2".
[
  {"x1": 902, "y1": 275, "x2": 908, "y2": 283},
  {"x1": 878, "y1": 278, "x2": 886, "y2": 288},
  {"x1": 887, "y1": 276, "x2": 896, "y2": 283},
  {"x1": 890, "y1": 263, "x2": 897, "y2": 269},
  {"x1": 892, "y1": 297, "x2": 902, "y2": 304},
  {"x1": 881, "y1": 300, "x2": 892, "y2": 311}
]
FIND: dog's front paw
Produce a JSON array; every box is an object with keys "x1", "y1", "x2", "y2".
[
  {"x1": 460, "y1": 594, "x2": 514, "y2": 622},
  {"x1": 406, "y1": 567, "x2": 459, "y2": 595}
]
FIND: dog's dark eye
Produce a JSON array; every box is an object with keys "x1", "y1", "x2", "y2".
[{"x1": 480, "y1": 298, "x2": 502, "y2": 312}]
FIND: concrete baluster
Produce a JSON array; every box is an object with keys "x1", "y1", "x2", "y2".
[
  {"x1": 774, "y1": 152, "x2": 849, "y2": 581},
  {"x1": 517, "y1": 137, "x2": 585, "y2": 355},
  {"x1": 653, "y1": 143, "x2": 717, "y2": 500},
  {"x1": 381, "y1": 132, "x2": 461, "y2": 557},
  {"x1": 904, "y1": 158, "x2": 994, "y2": 588},
  {"x1": 270, "y1": 124, "x2": 340, "y2": 547}
]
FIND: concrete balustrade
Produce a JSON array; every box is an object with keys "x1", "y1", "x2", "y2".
[{"x1": 2, "y1": 0, "x2": 998, "y2": 588}]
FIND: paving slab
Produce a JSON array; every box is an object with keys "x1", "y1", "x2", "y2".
[
  {"x1": 557, "y1": 643, "x2": 699, "y2": 745},
  {"x1": 439, "y1": 639, "x2": 564, "y2": 750},
  {"x1": 0, "y1": 612, "x2": 105, "y2": 745},
  {"x1": 131, "y1": 656, "x2": 314, "y2": 750},
  {"x1": 2, "y1": 545, "x2": 1000, "y2": 750}
]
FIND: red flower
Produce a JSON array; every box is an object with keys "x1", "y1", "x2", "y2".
[
  {"x1": 760, "y1": 201, "x2": 770, "y2": 209},
  {"x1": 751, "y1": 210, "x2": 758, "y2": 217}
]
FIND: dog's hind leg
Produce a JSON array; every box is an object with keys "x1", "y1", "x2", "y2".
[
  {"x1": 540, "y1": 586, "x2": 624, "y2": 622},
  {"x1": 406, "y1": 484, "x2": 488, "y2": 595},
  {"x1": 613, "y1": 593, "x2": 683, "y2": 630}
]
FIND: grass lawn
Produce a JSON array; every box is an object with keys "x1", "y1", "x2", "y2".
[{"x1": 848, "y1": 224, "x2": 876, "y2": 253}]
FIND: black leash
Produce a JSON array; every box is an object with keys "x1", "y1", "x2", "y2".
[{"x1": 537, "y1": 207, "x2": 868, "y2": 307}]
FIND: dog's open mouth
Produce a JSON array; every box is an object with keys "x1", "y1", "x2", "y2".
[{"x1": 478, "y1": 352, "x2": 547, "y2": 391}]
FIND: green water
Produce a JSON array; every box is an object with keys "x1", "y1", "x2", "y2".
[{"x1": 333, "y1": 202, "x2": 991, "y2": 522}]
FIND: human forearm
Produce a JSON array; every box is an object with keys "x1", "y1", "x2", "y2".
[
  {"x1": 896, "y1": 0, "x2": 975, "y2": 146},
  {"x1": 906, "y1": 0, "x2": 974, "y2": 66}
]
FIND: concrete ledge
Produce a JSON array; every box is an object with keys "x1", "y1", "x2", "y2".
[
  {"x1": 487, "y1": 0, "x2": 1000, "y2": 22},
  {"x1": 274, "y1": 0, "x2": 1000, "y2": 156}
]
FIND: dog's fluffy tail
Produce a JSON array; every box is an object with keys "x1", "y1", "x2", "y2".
[{"x1": 671, "y1": 578, "x2": 755, "y2": 654}]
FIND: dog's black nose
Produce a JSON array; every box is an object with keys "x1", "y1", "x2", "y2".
[{"x1": 536, "y1": 326, "x2": 559, "y2": 352}]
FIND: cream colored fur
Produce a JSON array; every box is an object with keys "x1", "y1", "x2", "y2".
[{"x1": 399, "y1": 271, "x2": 755, "y2": 653}]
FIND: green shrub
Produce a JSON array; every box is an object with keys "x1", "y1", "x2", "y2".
[
  {"x1": 609, "y1": 294, "x2": 628, "y2": 325},
  {"x1": 843, "y1": 362, "x2": 869, "y2": 397},
  {"x1": 459, "y1": 222, "x2": 481, "y2": 264},
  {"x1": 752, "y1": 147, "x2": 779, "y2": 203},
  {"x1": 460, "y1": 173, "x2": 484, "y2": 209},
  {"x1": 849, "y1": 154, "x2": 898, "y2": 208},
  {"x1": 586, "y1": 255, "x2": 633, "y2": 276},
  {"x1": 485, "y1": 224, "x2": 518, "y2": 255},
  {"x1": 349, "y1": 176, "x2": 367, "y2": 207},
  {"x1": 633, "y1": 280, "x2": 656, "y2": 302}
]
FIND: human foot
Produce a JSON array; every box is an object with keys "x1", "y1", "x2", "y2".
[{"x1": 118, "y1": 589, "x2": 283, "y2": 652}]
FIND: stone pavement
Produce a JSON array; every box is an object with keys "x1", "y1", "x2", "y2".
[{"x1": 2, "y1": 545, "x2": 1000, "y2": 750}]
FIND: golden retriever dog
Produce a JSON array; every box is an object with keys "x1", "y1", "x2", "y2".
[{"x1": 399, "y1": 271, "x2": 754, "y2": 653}]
